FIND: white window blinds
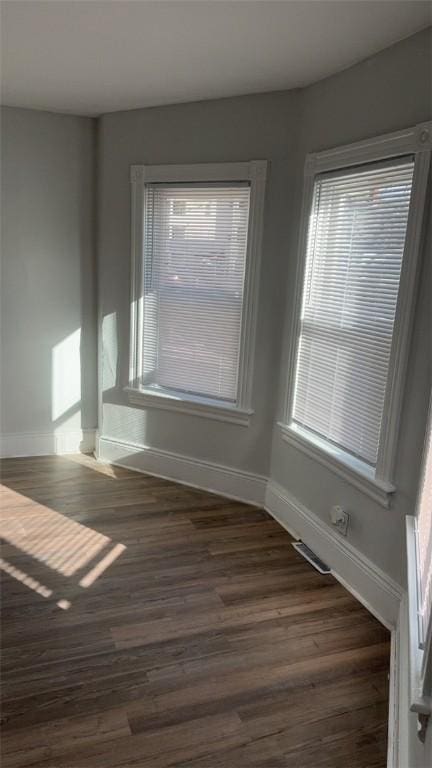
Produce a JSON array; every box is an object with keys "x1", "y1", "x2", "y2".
[
  {"x1": 141, "y1": 183, "x2": 251, "y2": 403},
  {"x1": 416, "y1": 397, "x2": 432, "y2": 650},
  {"x1": 292, "y1": 158, "x2": 415, "y2": 466}
]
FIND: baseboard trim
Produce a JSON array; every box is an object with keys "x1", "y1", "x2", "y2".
[
  {"x1": 0, "y1": 429, "x2": 96, "y2": 458},
  {"x1": 1, "y1": 432, "x2": 400, "y2": 628},
  {"x1": 4, "y1": 431, "x2": 407, "y2": 764},
  {"x1": 97, "y1": 435, "x2": 267, "y2": 507},
  {"x1": 265, "y1": 480, "x2": 402, "y2": 630}
]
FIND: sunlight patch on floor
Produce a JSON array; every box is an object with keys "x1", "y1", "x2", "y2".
[
  {"x1": 64, "y1": 453, "x2": 122, "y2": 478},
  {"x1": 0, "y1": 490, "x2": 111, "y2": 576},
  {"x1": 57, "y1": 599, "x2": 71, "y2": 610},
  {"x1": 0, "y1": 485, "x2": 127, "y2": 606},
  {"x1": 0, "y1": 557, "x2": 52, "y2": 598},
  {"x1": 79, "y1": 542, "x2": 126, "y2": 588}
]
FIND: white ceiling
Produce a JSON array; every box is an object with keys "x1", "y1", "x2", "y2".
[{"x1": 1, "y1": 1, "x2": 430, "y2": 117}]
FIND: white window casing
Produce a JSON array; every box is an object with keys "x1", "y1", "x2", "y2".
[
  {"x1": 280, "y1": 122, "x2": 431, "y2": 506},
  {"x1": 406, "y1": 389, "x2": 432, "y2": 718},
  {"x1": 127, "y1": 161, "x2": 267, "y2": 425}
]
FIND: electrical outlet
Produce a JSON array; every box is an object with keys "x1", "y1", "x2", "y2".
[{"x1": 330, "y1": 505, "x2": 349, "y2": 536}]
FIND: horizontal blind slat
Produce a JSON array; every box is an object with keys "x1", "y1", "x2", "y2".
[
  {"x1": 142, "y1": 183, "x2": 250, "y2": 402},
  {"x1": 293, "y1": 159, "x2": 414, "y2": 466}
]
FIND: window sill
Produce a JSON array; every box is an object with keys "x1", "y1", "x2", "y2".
[
  {"x1": 125, "y1": 386, "x2": 253, "y2": 426},
  {"x1": 277, "y1": 422, "x2": 395, "y2": 508}
]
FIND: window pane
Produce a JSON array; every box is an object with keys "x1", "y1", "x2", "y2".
[
  {"x1": 292, "y1": 159, "x2": 414, "y2": 466},
  {"x1": 142, "y1": 183, "x2": 250, "y2": 402}
]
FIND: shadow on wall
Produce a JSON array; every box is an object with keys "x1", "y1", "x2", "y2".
[
  {"x1": 0, "y1": 108, "x2": 98, "y2": 451},
  {"x1": 46, "y1": 132, "x2": 98, "y2": 450}
]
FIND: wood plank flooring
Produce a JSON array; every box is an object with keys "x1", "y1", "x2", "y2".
[{"x1": 0, "y1": 454, "x2": 390, "y2": 767}]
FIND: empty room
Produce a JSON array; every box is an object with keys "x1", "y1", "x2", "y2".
[{"x1": 0, "y1": 1, "x2": 431, "y2": 766}]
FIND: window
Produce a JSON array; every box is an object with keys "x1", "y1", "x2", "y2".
[
  {"x1": 128, "y1": 161, "x2": 267, "y2": 424},
  {"x1": 143, "y1": 183, "x2": 250, "y2": 402},
  {"x1": 294, "y1": 160, "x2": 414, "y2": 464},
  {"x1": 281, "y1": 123, "x2": 431, "y2": 502}
]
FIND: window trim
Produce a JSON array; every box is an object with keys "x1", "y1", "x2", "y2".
[
  {"x1": 127, "y1": 161, "x2": 267, "y2": 425},
  {"x1": 278, "y1": 421, "x2": 395, "y2": 508},
  {"x1": 280, "y1": 122, "x2": 431, "y2": 502},
  {"x1": 406, "y1": 517, "x2": 432, "y2": 717},
  {"x1": 125, "y1": 386, "x2": 253, "y2": 426},
  {"x1": 406, "y1": 385, "x2": 432, "y2": 718}
]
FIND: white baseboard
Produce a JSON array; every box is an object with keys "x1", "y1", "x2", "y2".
[
  {"x1": 0, "y1": 429, "x2": 96, "y2": 458},
  {"x1": 97, "y1": 435, "x2": 267, "y2": 507},
  {"x1": 4, "y1": 428, "x2": 409, "y2": 764},
  {"x1": 98, "y1": 441, "x2": 401, "y2": 626},
  {"x1": 265, "y1": 480, "x2": 402, "y2": 630}
]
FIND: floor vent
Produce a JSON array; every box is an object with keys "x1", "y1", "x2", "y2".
[{"x1": 292, "y1": 541, "x2": 331, "y2": 574}]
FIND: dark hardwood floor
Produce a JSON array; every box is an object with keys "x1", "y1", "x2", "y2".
[{"x1": 0, "y1": 454, "x2": 390, "y2": 767}]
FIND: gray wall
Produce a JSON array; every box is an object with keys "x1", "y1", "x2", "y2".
[
  {"x1": 270, "y1": 27, "x2": 432, "y2": 586},
  {"x1": 98, "y1": 28, "x2": 431, "y2": 586},
  {"x1": 2, "y1": 30, "x2": 424, "y2": 585},
  {"x1": 1, "y1": 29, "x2": 430, "y2": 766},
  {"x1": 98, "y1": 89, "x2": 301, "y2": 476},
  {"x1": 1, "y1": 107, "x2": 97, "y2": 444}
]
